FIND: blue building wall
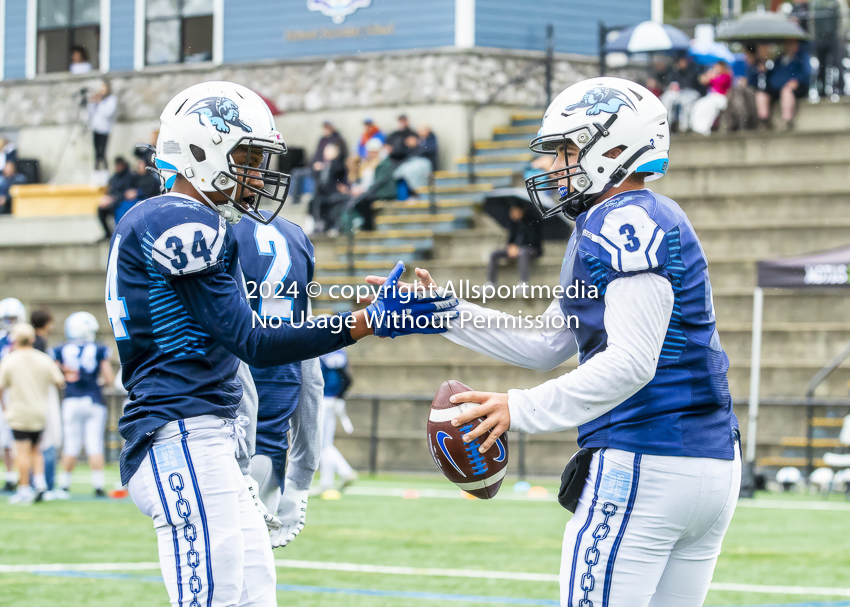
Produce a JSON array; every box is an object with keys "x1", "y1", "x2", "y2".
[
  {"x1": 223, "y1": 0, "x2": 455, "y2": 63},
  {"x1": 4, "y1": 0, "x2": 27, "y2": 80},
  {"x1": 110, "y1": 0, "x2": 135, "y2": 72},
  {"x1": 475, "y1": 0, "x2": 651, "y2": 56}
]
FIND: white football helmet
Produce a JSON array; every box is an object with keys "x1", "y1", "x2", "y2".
[
  {"x1": 0, "y1": 297, "x2": 25, "y2": 331},
  {"x1": 155, "y1": 81, "x2": 290, "y2": 225},
  {"x1": 65, "y1": 311, "x2": 99, "y2": 342},
  {"x1": 526, "y1": 77, "x2": 670, "y2": 220}
]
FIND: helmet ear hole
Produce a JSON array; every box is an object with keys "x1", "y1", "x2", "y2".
[
  {"x1": 190, "y1": 144, "x2": 206, "y2": 162},
  {"x1": 602, "y1": 145, "x2": 627, "y2": 160}
]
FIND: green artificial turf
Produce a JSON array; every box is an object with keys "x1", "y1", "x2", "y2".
[{"x1": 0, "y1": 466, "x2": 848, "y2": 606}]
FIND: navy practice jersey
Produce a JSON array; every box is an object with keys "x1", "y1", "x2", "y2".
[
  {"x1": 107, "y1": 193, "x2": 355, "y2": 484},
  {"x1": 0, "y1": 333, "x2": 12, "y2": 359},
  {"x1": 320, "y1": 351, "x2": 349, "y2": 398},
  {"x1": 560, "y1": 189, "x2": 737, "y2": 460},
  {"x1": 232, "y1": 210, "x2": 315, "y2": 455},
  {"x1": 53, "y1": 341, "x2": 110, "y2": 404}
]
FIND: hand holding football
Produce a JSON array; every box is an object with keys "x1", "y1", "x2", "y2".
[{"x1": 426, "y1": 380, "x2": 509, "y2": 499}]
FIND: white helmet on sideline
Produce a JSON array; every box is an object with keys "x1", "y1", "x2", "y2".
[
  {"x1": 0, "y1": 297, "x2": 26, "y2": 332},
  {"x1": 155, "y1": 81, "x2": 290, "y2": 225},
  {"x1": 65, "y1": 311, "x2": 99, "y2": 342},
  {"x1": 526, "y1": 77, "x2": 669, "y2": 220}
]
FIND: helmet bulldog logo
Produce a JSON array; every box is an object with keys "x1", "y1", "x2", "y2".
[
  {"x1": 186, "y1": 97, "x2": 253, "y2": 134},
  {"x1": 563, "y1": 87, "x2": 636, "y2": 117}
]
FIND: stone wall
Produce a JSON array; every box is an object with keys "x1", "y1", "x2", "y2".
[{"x1": 0, "y1": 47, "x2": 600, "y2": 182}]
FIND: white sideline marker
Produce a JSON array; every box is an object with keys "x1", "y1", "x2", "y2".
[{"x1": 3, "y1": 560, "x2": 850, "y2": 597}]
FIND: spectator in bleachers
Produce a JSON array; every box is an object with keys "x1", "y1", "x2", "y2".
[
  {"x1": 69, "y1": 46, "x2": 92, "y2": 74},
  {"x1": 660, "y1": 55, "x2": 706, "y2": 133},
  {"x1": 0, "y1": 161, "x2": 28, "y2": 215},
  {"x1": 97, "y1": 156, "x2": 135, "y2": 240},
  {"x1": 417, "y1": 124, "x2": 438, "y2": 170},
  {"x1": 386, "y1": 115, "x2": 417, "y2": 160},
  {"x1": 308, "y1": 143, "x2": 349, "y2": 235},
  {"x1": 350, "y1": 137, "x2": 386, "y2": 231},
  {"x1": 86, "y1": 81, "x2": 118, "y2": 172},
  {"x1": 0, "y1": 137, "x2": 17, "y2": 168},
  {"x1": 112, "y1": 159, "x2": 162, "y2": 227},
  {"x1": 312, "y1": 121, "x2": 348, "y2": 172},
  {"x1": 357, "y1": 118, "x2": 385, "y2": 158},
  {"x1": 132, "y1": 158, "x2": 162, "y2": 201},
  {"x1": 0, "y1": 323, "x2": 65, "y2": 504},
  {"x1": 487, "y1": 202, "x2": 542, "y2": 288},
  {"x1": 691, "y1": 61, "x2": 733, "y2": 136},
  {"x1": 726, "y1": 48, "x2": 761, "y2": 132},
  {"x1": 393, "y1": 133, "x2": 433, "y2": 201},
  {"x1": 757, "y1": 39, "x2": 812, "y2": 129}
]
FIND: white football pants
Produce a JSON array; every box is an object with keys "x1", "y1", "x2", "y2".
[
  {"x1": 61, "y1": 396, "x2": 107, "y2": 457},
  {"x1": 319, "y1": 397, "x2": 353, "y2": 489},
  {"x1": 129, "y1": 415, "x2": 276, "y2": 607},
  {"x1": 560, "y1": 446, "x2": 741, "y2": 607}
]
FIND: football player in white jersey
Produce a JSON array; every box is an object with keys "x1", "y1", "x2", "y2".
[{"x1": 372, "y1": 78, "x2": 741, "y2": 607}]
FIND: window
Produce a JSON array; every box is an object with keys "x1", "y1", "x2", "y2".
[
  {"x1": 36, "y1": 0, "x2": 100, "y2": 74},
  {"x1": 146, "y1": 0, "x2": 214, "y2": 66}
]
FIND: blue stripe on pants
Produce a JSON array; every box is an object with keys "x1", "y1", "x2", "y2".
[
  {"x1": 178, "y1": 420, "x2": 215, "y2": 607},
  {"x1": 149, "y1": 449, "x2": 183, "y2": 607},
  {"x1": 602, "y1": 454, "x2": 641, "y2": 606},
  {"x1": 568, "y1": 449, "x2": 606, "y2": 607}
]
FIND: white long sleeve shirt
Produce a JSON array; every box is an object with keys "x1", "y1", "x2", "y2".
[{"x1": 443, "y1": 272, "x2": 673, "y2": 434}]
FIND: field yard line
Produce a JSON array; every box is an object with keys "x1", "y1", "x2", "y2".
[
  {"x1": 711, "y1": 582, "x2": 850, "y2": 597},
  {"x1": 274, "y1": 559, "x2": 558, "y2": 582},
  {"x1": 736, "y1": 499, "x2": 850, "y2": 512},
  {"x1": 0, "y1": 562, "x2": 160, "y2": 573},
  {"x1": 347, "y1": 486, "x2": 850, "y2": 511},
  {"x1": 6, "y1": 559, "x2": 850, "y2": 597}
]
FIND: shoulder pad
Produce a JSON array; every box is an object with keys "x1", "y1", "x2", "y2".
[
  {"x1": 581, "y1": 194, "x2": 667, "y2": 273},
  {"x1": 145, "y1": 198, "x2": 229, "y2": 276}
]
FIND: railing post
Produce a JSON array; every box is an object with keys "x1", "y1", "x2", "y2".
[
  {"x1": 517, "y1": 432, "x2": 527, "y2": 481},
  {"x1": 806, "y1": 400, "x2": 815, "y2": 481},
  {"x1": 369, "y1": 397, "x2": 380, "y2": 476},
  {"x1": 428, "y1": 169, "x2": 437, "y2": 215}
]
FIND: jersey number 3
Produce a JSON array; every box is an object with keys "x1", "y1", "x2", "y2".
[{"x1": 619, "y1": 224, "x2": 640, "y2": 252}]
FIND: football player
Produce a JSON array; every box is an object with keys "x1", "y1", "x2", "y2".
[
  {"x1": 53, "y1": 312, "x2": 115, "y2": 498},
  {"x1": 374, "y1": 78, "x2": 741, "y2": 607},
  {"x1": 0, "y1": 297, "x2": 25, "y2": 491},
  {"x1": 318, "y1": 349, "x2": 357, "y2": 494},
  {"x1": 231, "y1": 208, "x2": 324, "y2": 549},
  {"x1": 108, "y1": 81, "x2": 457, "y2": 607}
]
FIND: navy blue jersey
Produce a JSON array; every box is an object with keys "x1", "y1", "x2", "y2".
[
  {"x1": 0, "y1": 333, "x2": 12, "y2": 359},
  {"x1": 560, "y1": 189, "x2": 737, "y2": 460},
  {"x1": 320, "y1": 351, "x2": 349, "y2": 398},
  {"x1": 52, "y1": 341, "x2": 110, "y2": 404},
  {"x1": 107, "y1": 194, "x2": 355, "y2": 484},
  {"x1": 232, "y1": 211, "x2": 316, "y2": 456}
]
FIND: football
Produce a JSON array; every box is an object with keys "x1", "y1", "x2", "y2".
[{"x1": 426, "y1": 379, "x2": 509, "y2": 499}]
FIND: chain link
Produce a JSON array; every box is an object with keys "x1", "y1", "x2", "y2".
[
  {"x1": 169, "y1": 472, "x2": 202, "y2": 607},
  {"x1": 578, "y1": 501, "x2": 618, "y2": 606}
]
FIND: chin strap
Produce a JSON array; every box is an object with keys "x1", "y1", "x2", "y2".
[{"x1": 195, "y1": 186, "x2": 244, "y2": 225}]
